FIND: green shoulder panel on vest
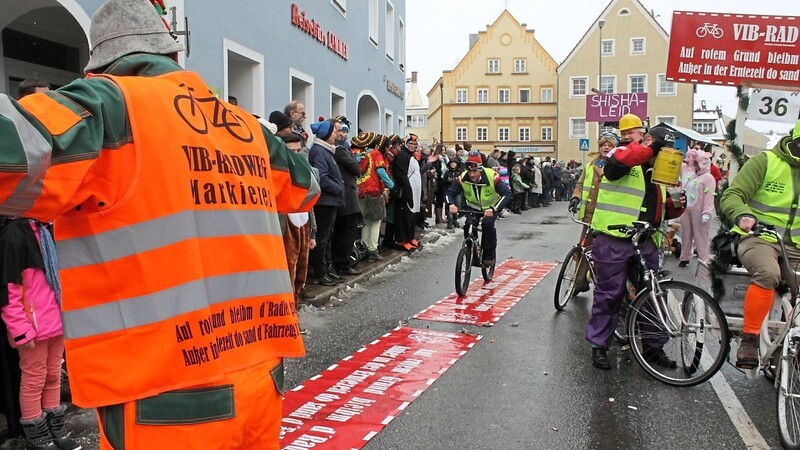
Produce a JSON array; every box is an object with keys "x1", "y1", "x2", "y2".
[{"x1": 264, "y1": 127, "x2": 314, "y2": 190}]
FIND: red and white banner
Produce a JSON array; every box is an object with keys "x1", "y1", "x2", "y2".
[
  {"x1": 667, "y1": 11, "x2": 800, "y2": 88},
  {"x1": 280, "y1": 327, "x2": 480, "y2": 450},
  {"x1": 413, "y1": 260, "x2": 556, "y2": 326}
]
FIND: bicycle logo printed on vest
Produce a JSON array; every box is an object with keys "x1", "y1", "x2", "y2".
[{"x1": 174, "y1": 83, "x2": 254, "y2": 143}]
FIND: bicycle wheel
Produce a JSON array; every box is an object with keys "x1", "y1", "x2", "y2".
[
  {"x1": 553, "y1": 246, "x2": 582, "y2": 311},
  {"x1": 627, "y1": 280, "x2": 730, "y2": 387},
  {"x1": 455, "y1": 242, "x2": 473, "y2": 297},
  {"x1": 777, "y1": 333, "x2": 800, "y2": 450}
]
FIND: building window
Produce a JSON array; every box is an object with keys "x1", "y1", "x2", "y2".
[
  {"x1": 618, "y1": 8, "x2": 630, "y2": 15},
  {"x1": 519, "y1": 89, "x2": 530, "y2": 103},
  {"x1": 514, "y1": 58, "x2": 526, "y2": 73},
  {"x1": 541, "y1": 127, "x2": 553, "y2": 141},
  {"x1": 398, "y1": 18, "x2": 405, "y2": 71},
  {"x1": 570, "y1": 118, "x2": 587, "y2": 138},
  {"x1": 631, "y1": 38, "x2": 645, "y2": 55},
  {"x1": 477, "y1": 88, "x2": 488, "y2": 103},
  {"x1": 368, "y1": 0, "x2": 378, "y2": 45},
  {"x1": 541, "y1": 87, "x2": 553, "y2": 103},
  {"x1": 658, "y1": 74, "x2": 676, "y2": 96},
  {"x1": 407, "y1": 114, "x2": 427, "y2": 128},
  {"x1": 570, "y1": 77, "x2": 588, "y2": 96},
  {"x1": 629, "y1": 75, "x2": 646, "y2": 93},
  {"x1": 456, "y1": 127, "x2": 468, "y2": 141},
  {"x1": 601, "y1": 39, "x2": 614, "y2": 56},
  {"x1": 600, "y1": 76, "x2": 615, "y2": 94},
  {"x1": 693, "y1": 122, "x2": 716, "y2": 134},
  {"x1": 498, "y1": 89, "x2": 510, "y2": 103},
  {"x1": 487, "y1": 59, "x2": 500, "y2": 74},
  {"x1": 519, "y1": 127, "x2": 530, "y2": 142},
  {"x1": 456, "y1": 89, "x2": 467, "y2": 103},
  {"x1": 656, "y1": 116, "x2": 676, "y2": 126},
  {"x1": 385, "y1": 1, "x2": 395, "y2": 60},
  {"x1": 476, "y1": 127, "x2": 488, "y2": 141},
  {"x1": 498, "y1": 127, "x2": 510, "y2": 141},
  {"x1": 331, "y1": 0, "x2": 346, "y2": 15}
]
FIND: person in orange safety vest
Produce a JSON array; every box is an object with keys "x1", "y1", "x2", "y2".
[{"x1": 0, "y1": 0, "x2": 320, "y2": 448}]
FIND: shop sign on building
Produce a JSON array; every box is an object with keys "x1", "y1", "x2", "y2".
[
  {"x1": 667, "y1": 11, "x2": 800, "y2": 88},
  {"x1": 291, "y1": 4, "x2": 349, "y2": 60}
]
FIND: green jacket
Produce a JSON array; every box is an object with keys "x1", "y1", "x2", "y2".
[{"x1": 721, "y1": 136, "x2": 800, "y2": 245}]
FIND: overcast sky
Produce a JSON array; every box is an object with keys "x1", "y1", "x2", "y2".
[{"x1": 406, "y1": 0, "x2": 800, "y2": 134}]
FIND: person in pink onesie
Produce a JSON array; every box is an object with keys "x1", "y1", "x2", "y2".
[
  {"x1": 0, "y1": 218, "x2": 80, "y2": 450},
  {"x1": 678, "y1": 150, "x2": 716, "y2": 267}
]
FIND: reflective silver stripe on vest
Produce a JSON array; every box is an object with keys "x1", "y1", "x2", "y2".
[
  {"x1": 749, "y1": 199, "x2": 792, "y2": 215},
  {"x1": 57, "y1": 209, "x2": 281, "y2": 269},
  {"x1": 298, "y1": 176, "x2": 321, "y2": 210},
  {"x1": 789, "y1": 227, "x2": 800, "y2": 240},
  {"x1": 0, "y1": 96, "x2": 52, "y2": 215},
  {"x1": 62, "y1": 269, "x2": 292, "y2": 339},
  {"x1": 598, "y1": 182, "x2": 642, "y2": 197},
  {"x1": 595, "y1": 202, "x2": 641, "y2": 217}
]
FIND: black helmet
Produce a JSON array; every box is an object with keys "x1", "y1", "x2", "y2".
[{"x1": 648, "y1": 126, "x2": 676, "y2": 147}]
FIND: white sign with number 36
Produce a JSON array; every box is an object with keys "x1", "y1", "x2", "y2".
[{"x1": 747, "y1": 89, "x2": 800, "y2": 124}]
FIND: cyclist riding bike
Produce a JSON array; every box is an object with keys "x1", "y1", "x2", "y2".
[
  {"x1": 586, "y1": 114, "x2": 687, "y2": 371},
  {"x1": 720, "y1": 119, "x2": 800, "y2": 369},
  {"x1": 447, "y1": 151, "x2": 512, "y2": 268},
  {"x1": 567, "y1": 131, "x2": 620, "y2": 293}
]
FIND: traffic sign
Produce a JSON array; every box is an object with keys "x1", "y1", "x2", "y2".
[
  {"x1": 579, "y1": 138, "x2": 590, "y2": 152},
  {"x1": 747, "y1": 89, "x2": 800, "y2": 124}
]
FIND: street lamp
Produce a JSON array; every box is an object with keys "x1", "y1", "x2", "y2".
[
  {"x1": 597, "y1": 18, "x2": 605, "y2": 141},
  {"x1": 439, "y1": 80, "x2": 444, "y2": 144}
]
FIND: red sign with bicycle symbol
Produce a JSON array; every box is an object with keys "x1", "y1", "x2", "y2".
[{"x1": 666, "y1": 11, "x2": 800, "y2": 89}]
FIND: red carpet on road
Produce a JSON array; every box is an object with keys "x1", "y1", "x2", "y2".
[
  {"x1": 281, "y1": 327, "x2": 480, "y2": 450},
  {"x1": 413, "y1": 260, "x2": 556, "y2": 326}
]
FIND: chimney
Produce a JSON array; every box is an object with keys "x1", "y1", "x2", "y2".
[{"x1": 411, "y1": 71, "x2": 417, "y2": 83}]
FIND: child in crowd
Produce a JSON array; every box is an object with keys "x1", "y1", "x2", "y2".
[
  {"x1": 510, "y1": 164, "x2": 530, "y2": 214},
  {"x1": 0, "y1": 218, "x2": 80, "y2": 450}
]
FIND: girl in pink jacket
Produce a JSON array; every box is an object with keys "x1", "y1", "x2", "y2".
[
  {"x1": 678, "y1": 150, "x2": 716, "y2": 267},
  {"x1": 0, "y1": 218, "x2": 80, "y2": 450}
]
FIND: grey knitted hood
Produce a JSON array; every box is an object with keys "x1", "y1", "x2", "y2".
[{"x1": 84, "y1": 0, "x2": 184, "y2": 73}]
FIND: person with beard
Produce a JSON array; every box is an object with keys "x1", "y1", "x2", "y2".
[
  {"x1": 330, "y1": 117, "x2": 363, "y2": 276},
  {"x1": 721, "y1": 119, "x2": 800, "y2": 369},
  {"x1": 586, "y1": 115, "x2": 686, "y2": 371},
  {"x1": 568, "y1": 131, "x2": 619, "y2": 293},
  {"x1": 391, "y1": 135, "x2": 423, "y2": 251}
]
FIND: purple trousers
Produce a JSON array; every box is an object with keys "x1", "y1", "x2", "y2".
[{"x1": 586, "y1": 232, "x2": 667, "y2": 352}]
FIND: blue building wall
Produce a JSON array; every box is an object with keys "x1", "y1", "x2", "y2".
[{"x1": 70, "y1": 0, "x2": 406, "y2": 135}]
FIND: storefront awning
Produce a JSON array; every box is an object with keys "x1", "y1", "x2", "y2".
[{"x1": 656, "y1": 123, "x2": 720, "y2": 147}]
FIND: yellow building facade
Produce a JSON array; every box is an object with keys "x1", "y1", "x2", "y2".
[
  {"x1": 557, "y1": 0, "x2": 694, "y2": 163},
  {"x1": 427, "y1": 10, "x2": 558, "y2": 156}
]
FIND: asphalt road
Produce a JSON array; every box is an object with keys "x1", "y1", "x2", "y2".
[{"x1": 287, "y1": 204, "x2": 782, "y2": 450}]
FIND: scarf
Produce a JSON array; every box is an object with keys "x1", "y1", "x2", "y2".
[{"x1": 37, "y1": 222, "x2": 62, "y2": 307}]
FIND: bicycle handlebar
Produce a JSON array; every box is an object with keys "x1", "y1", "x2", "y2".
[{"x1": 570, "y1": 211, "x2": 591, "y2": 228}]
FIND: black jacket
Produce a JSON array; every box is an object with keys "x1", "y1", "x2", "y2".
[{"x1": 333, "y1": 145, "x2": 362, "y2": 216}]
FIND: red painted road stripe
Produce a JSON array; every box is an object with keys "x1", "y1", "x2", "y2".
[
  {"x1": 413, "y1": 260, "x2": 556, "y2": 326},
  {"x1": 280, "y1": 327, "x2": 480, "y2": 450}
]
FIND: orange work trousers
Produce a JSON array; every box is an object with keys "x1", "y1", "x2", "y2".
[{"x1": 97, "y1": 358, "x2": 283, "y2": 450}]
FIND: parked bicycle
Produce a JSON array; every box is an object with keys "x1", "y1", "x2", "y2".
[
  {"x1": 602, "y1": 221, "x2": 730, "y2": 386},
  {"x1": 454, "y1": 211, "x2": 495, "y2": 297},
  {"x1": 553, "y1": 213, "x2": 595, "y2": 311},
  {"x1": 718, "y1": 225, "x2": 800, "y2": 449}
]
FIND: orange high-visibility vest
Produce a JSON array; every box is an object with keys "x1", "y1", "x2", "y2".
[{"x1": 26, "y1": 71, "x2": 306, "y2": 408}]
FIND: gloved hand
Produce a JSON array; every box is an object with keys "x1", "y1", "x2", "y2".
[
  {"x1": 568, "y1": 196, "x2": 580, "y2": 213},
  {"x1": 701, "y1": 213, "x2": 711, "y2": 224},
  {"x1": 648, "y1": 139, "x2": 666, "y2": 155}
]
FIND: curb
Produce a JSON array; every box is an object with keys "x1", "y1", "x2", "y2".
[{"x1": 300, "y1": 227, "x2": 449, "y2": 308}]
